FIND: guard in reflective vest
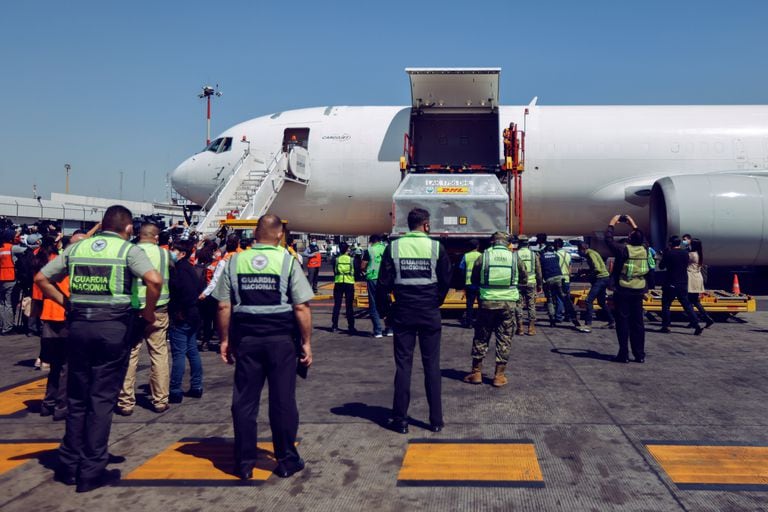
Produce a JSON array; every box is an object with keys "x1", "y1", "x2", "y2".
[
  {"x1": 377, "y1": 208, "x2": 452, "y2": 434},
  {"x1": 303, "y1": 240, "x2": 322, "y2": 293},
  {"x1": 514, "y1": 235, "x2": 542, "y2": 335},
  {"x1": 554, "y1": 238, "x2": 573, "y2": 322},
  {"x1": 577, "y1": 242, "x2": 615, "y2": 331},
  {"x1": 361, "y1": 234, "x2": 388, "y2": 337},
  {"x1": 214, "y1": 214, "x2": 314, "y2": 480},
  {"x1": 605, "y1": 214, "x2": 655, "y2": 363},
  {"x1": 463, "y1": 232, "x2": 528, "y2": 387},
  {"x1": 0, "y1": 230, "x2": 16, "y2": 334},
  {"x1": 331, "y1": 242, "x2": 356, "y2": 334},
  {"x1": 35, "y1": 205, "x2": 162, "y2": 492},
  {"x1": 459, "y1": 239, "x2": 482, "y2": 329},
  {"x1": 117, "y1": 222, "x2": 171, "y2": 415},
  {"x1": 459, "y1": 238, "x2": 481, "y2": 329}
]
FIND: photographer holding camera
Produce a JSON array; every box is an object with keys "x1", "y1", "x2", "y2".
[{"x1": 605, "y1": 214, "x2": 655, "y2": 363}]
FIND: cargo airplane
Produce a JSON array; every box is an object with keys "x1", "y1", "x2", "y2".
[{"x1": 171, "y1": 69, "x2": 768, "y2": 265}]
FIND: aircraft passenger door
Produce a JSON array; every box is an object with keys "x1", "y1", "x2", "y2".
[
  {"x1": 283, "y1": 128, "x2": 311, "y2": 181},
  {"x1": 283, "y1": 128, "x2": 310, "y2": 153}
]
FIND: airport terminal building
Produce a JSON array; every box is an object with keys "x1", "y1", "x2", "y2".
[{"x1": 0, "y1": 192, "x2": 185, "y2": 232}]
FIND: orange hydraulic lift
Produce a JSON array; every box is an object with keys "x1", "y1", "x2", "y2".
[{"x1": 502, "y1": 111, "x2": 527, "y2": 237}]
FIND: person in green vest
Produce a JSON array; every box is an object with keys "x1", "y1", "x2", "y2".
[
  {"x1": 361, "y1": 234, "x2": 387, "y2": 338},
  {"x1": 377, "y1": 208, "x2": 452, "y2": 434},
  {"x1": 577, "y1": 242, "x2": 615, "y2": 332},
  {"x1": 214, "y1": 214, "x2": 314, "y2": 480},
  {"x1": 554, "y1": 238, "x2": 573, "y2": 322},
  {"x1": 514, "y1": 235, "x2": 542, "y2": 335},
  {"x1": 116, "y1": 223, "x2": 171, "y2": 415},
  {"x1": 331, "y1": 242, "x2": 356, "y2": 335},
  {"x1": 606, "y1": 214, "x2": 655, "y2": 363},
  {"x1": 35, "y1": 205, "x2": 162, "y2": 492},
  {"x1": 459, "y1": 239, "x2": 482, "y2": 329},
  {"x1": 463, "y1": 232, "x2": 528, "y2": 387}
]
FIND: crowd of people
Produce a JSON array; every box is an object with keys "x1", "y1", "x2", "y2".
[
  {"x1": 2, "y1": 209, "x2": 316, "y2": 491},
  {"x1": 452, "y1": 213, "x2": 714, "y2": 372},
  {"x1": 0, "y1": 206, "x2": 717, "y2": 492}
]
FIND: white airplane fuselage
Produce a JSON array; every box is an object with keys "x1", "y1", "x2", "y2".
[{"x1": 171, "y1": 105, "x2": 768, "y2": 265}]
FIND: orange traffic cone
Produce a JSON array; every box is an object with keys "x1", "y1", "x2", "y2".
[{"x1": 732, "y1": 274, "x2": 741, "y2": 295}]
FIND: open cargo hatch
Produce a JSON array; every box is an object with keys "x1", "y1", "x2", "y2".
[
  {"x1": 405, "y1": 68, "x2": 501, "y2": 172},
  {"x1": 406, "y1": 68, "x2": 500, "y2": 111}
]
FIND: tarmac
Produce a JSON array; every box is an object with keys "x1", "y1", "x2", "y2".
[{"x1": 1, "y1": 296, "x2": 767, "y2": 511}]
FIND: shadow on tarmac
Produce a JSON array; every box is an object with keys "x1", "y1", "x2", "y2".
[
  {"x1": 22, "y1": 399, "x2": 43, "y2": 413},
  {"x1": 440, "y1": 368, "x2": 467, "y2": 382},
  {"x1": 330, "y1": 402, "x2": 432, "y2": 431},
  {"x1": 442, "y1": 368, "x2": 498, "y2": 386},
  {"x1": 17, "y1": 447, "x2": 59, "y2": 471},
  {"x1": 176, "y1": 438, "x2": 277, "y2": 476},
  {"x1": 330, "y1": 402, "x2": 391, "y2": 428},
  {"x1": 550, "y1": 348, "x2": 615, "y2": 361}
]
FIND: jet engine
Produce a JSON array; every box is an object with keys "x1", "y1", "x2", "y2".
[{"x1": 649, "y1": 174, "x2": 768, "y2": 266}]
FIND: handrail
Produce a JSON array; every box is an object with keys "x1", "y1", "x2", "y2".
[
  {"x1": 196, "y1": 147, "x2": 305, "y2": 234},
  {"x1": 200, "y1": 147, "x2": 251, "y2": 213},
  {"x1": 237, "y1": 151, "x2": 287, "y2": 220},
  {"x1": 196, "y1": 147, "x2": 253, "y2": 233}
]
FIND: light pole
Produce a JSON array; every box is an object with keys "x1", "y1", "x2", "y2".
[
  {"x1": 198, "y1": 85, "x2": 222, "y2": 145},
  {"x1": 64, "y1": 163, "x2": 71, "y2": 194}
]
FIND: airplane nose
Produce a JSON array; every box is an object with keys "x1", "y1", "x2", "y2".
[
  {"x1": 170, "y1": 158, "x2": 191, "y2": 195},
  {"x1": 170, "y1": 155, "x2": 207, "y2": 205}
]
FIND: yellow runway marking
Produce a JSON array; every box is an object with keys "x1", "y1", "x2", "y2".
[
  {"x1": 125, "y1": 439, "x2": 281, "y2": 482},
  {"x1": 647, "y1": 444, "x2": 768, "y2": 488},
  {"x1": 398, "y1": 441, "x2": 544, "y2": 487},
  {"x1": 0, "y1": 378, "x2": 46, "y2": 415},
  {"x1": 0, "y1": 442, "x2": 59, "y2": 475}
]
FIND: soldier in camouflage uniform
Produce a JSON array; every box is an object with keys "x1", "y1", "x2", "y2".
[
  {"x1": 514, "y1": 235, "x2": 541, "y2": 335},
  {"x1": 463, "y1": 232, "x2": 528, "y2": 387}
]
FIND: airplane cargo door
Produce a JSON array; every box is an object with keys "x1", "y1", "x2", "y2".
[{"x1": 406, "y1": 68, "x2": 501, "y2": 171}]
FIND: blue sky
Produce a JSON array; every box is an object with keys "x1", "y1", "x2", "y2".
[{"x1": 2, "y1": 0, "x2": 767, "y2": 203}]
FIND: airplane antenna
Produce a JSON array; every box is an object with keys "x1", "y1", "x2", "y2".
[{"x1": 199, "y1": 84, "x2": 223, "y2": 146}]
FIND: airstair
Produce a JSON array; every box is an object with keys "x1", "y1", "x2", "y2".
[{"x1": 195, "y1": 144, "x2": 310, "y2": 236}]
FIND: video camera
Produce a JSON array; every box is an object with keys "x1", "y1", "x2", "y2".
[{"x1": 132, "y1": 214, "x2": 167, "y2": 234}]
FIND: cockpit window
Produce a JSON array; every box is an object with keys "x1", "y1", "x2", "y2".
[
  {"x1": 202, "y1": 137, "x2": 233, "y2": 154},
  {"x1": 205, "y1": 138, "x2": 222, "y2": 153}
]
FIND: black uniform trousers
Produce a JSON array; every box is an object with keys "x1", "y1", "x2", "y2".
[
  {"x1": 231, "y1": 335, "x2": 300, "y2": 471},
  {"x1": 544, "y1": 277, "x2": 578, "y2": 323},
  {"x1": 198, "y1": 295, "x2": 218, "y2": 344},
  {"x1": 59, "y1": 318, "x2": 131, "y2": 481},
  {"x1": 307, "y1": 267, "x2": 320, "y2": 293},
  {"x1": 612, "y1": 291, "x2": 645, "y2": 359},
  {"x1": 661, "y1": 284, "x2": 700, "y2": 328},
  {"x1": 464, "y1": 287, "x2": 479, "y2": 326},
  {"x1": 40, "y1": 321, "x2": 69, "y2": 418},
  {"x1": 392, "y1": 307, "x2": 443, "y2": 426},
  {"x1": 331, "y1": 282, "x2": 355, "y2": 330}
]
